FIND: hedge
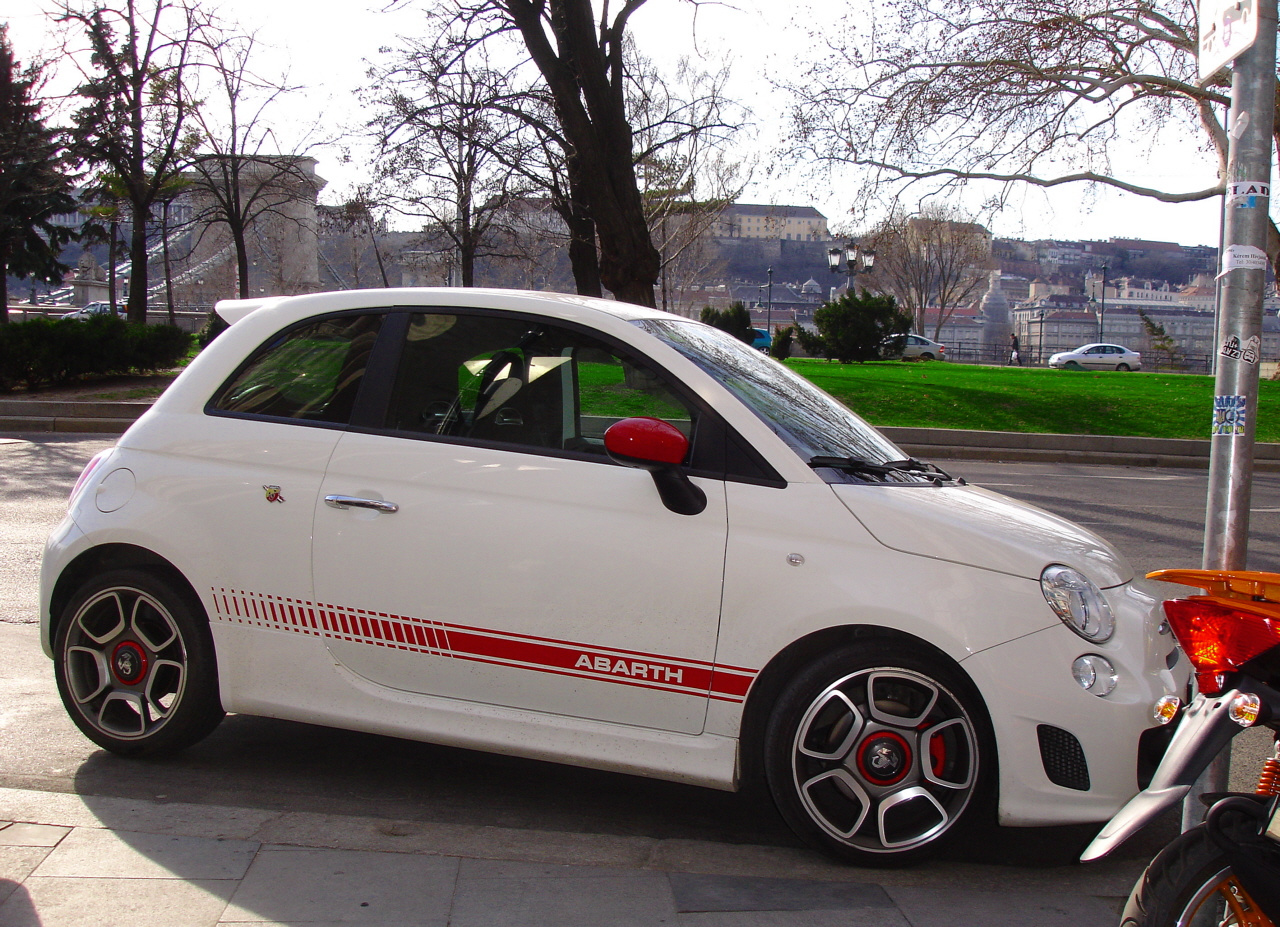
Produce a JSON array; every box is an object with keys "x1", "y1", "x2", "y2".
[{"x1": 0, "y1": 315, "x2": 192, "y2": 391}]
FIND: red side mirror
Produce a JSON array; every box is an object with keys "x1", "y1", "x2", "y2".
[{"x1": 604, "y1": 417, "x2": 688, "y2": 470}]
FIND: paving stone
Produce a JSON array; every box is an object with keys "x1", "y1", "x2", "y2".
[
  {"x1": 0, "y1": 876, "x2": 236, "y2": 927},
  {"x1": 0, "y1": 849, "x2": 52, "y2": 905},
  {"x1": 0, "y1": 825, "x2": 69, "y2": 848},
  {"x1": 449, "y1": 870, "x2": 674, "y2": 927},
  {"x1": 675, "y1": 911, "x2": 911, "y2": 927},
  {"x1": 221, "y1": 847, "x2": 458, "y2": 925},
  {"x1": 33, "y1": 828, "x2": 258, "y2": 880},
  {"x1": 668, "y1": 872, "x2": 896, "y2": 912},
  {"x1": 884, "y1": 886, "x2": 1122, "y2": 927}
]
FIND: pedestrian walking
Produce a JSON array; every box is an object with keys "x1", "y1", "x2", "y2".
[{"x1": 1008, "y1": 332, "x2": 1021, "y2": 366}]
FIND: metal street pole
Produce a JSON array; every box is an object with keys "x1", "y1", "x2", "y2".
[
  {"x1": 767, "y1": 266, "x2": 774, "y2": 335},
  {"x1": 1188, "y1": 0, "x2": 1277, "y2": 828}
]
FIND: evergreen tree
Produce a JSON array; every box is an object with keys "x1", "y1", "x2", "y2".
[
  {"x1": 0, "y1": 26, "x2": 77, "y2": 322},
  {"x1": 60, "y1": 0, "x2": 207, "y2": 323},
  {"x1": 807, "y1": 289, "x2": 913, "y2": 363}
]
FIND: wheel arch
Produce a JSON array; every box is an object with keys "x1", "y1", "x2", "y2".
[
  {"x1": 48, "y1": 544, "x2": 208, "y2": 643},
  {"x1": 736, "y1": 624, "x2": 993, "y2": 792}
]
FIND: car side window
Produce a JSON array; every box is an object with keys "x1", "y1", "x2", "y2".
[
  {"x1": 210, "y1": 313, "x2": 384, "y2": 424},
  {"x1": 384, "y1": 312, "x2": 695, "y2": 456}
]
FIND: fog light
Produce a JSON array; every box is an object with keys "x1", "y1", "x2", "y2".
[
  {"x1": 1229, "y1": 692, "x2": 1263, "y2": 727},
  {"x1": 1073, "y1": 654, "x2": 1118, "y2": 697},
  {"x1": 1152, "y1": 695, "x2": 1182, "y2": 725}
]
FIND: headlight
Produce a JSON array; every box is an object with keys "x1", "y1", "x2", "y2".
[{"x1": 1041, "y1": 564, "x2": 1115, "y2": 642}]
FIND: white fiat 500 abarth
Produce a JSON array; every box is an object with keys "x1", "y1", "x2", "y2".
[{"x1": 41, "y1": 288, "x2": 1186, "y2": 866}]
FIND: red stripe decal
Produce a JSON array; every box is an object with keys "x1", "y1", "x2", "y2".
[{"x1": 209, "y1": 588, "x2": 757, "y2": 701}]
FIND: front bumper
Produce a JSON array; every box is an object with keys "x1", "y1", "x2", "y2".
[{"x1": 961, "y1": 587, "x2": 1186, "y2": 826}]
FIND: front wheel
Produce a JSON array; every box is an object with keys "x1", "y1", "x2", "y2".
[
  {"x1": 53, "y1": 569, "x2": 224, "y2": 756},
  {"x1": 763, "y1": 641, "x2": 994, "y2": 866},
  {"x1": 1121, "y1": 818, "x2": 1277, "y2": 926}
]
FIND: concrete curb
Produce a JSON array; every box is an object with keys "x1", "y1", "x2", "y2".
[{"x1": 2, "y1": 399, "x2": 1274, "y2": 470}]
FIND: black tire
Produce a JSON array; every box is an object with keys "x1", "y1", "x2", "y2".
[
  {"x1": 1117, "y1": 363, "x2": 1132, "y2": 372},
  {"x1": 53, "y1": 568, "x2": 224, "y2": 757},
  {"x1": 1065, "y1": 360, "x2": 1084, "y2": 370},
  {"x1": 920, "y1": 353, "x2": 935, "y2": 361},
  {"x1": 1121, "y1": 819, "x2": 1276, "y2": 927},
  {"x1": 763, "y1": 640, "x2": 994, "y2": 866}
]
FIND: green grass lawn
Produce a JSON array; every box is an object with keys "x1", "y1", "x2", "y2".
[{"x1": 787, "y1": 359, "x2": 1280, "y2": 443}]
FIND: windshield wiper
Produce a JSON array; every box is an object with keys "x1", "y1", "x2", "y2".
[
  {"x1": 883, "y1": 457, "x2": 960, "y2": 483},
  {"x1": 809, "y1": 455, "x2": 961, "y2": 484}
]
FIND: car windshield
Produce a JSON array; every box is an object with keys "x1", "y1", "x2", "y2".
[{"x1": 636, "y1": 318, "x2": 944, "y2": 484}]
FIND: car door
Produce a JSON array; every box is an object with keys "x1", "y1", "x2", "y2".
[
  {"x1": 196, "y1": 310, "x2": 385, "y2": 637},
  {"x1": 1081, "y1": 345, "x2": 1106, "y2": 369},
  {"x1": 311, "y1": 309, "x2": 730, "y2": 734}
]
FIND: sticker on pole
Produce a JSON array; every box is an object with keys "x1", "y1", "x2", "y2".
[
  {"x1": 1212, "y1": 394, "x2": 1249, "y2": 436},
  {"x1": 1216, "y1": 244, "x2": 1269, "y2": 278},
  {"x1": 1228, "y1": 181, "x2": 1271, "y2": 208},
  {"x1": 1199, "y1": 0, "x2": 1258, "y2": 81},
  {"x1": 1220, "y1": 334, "x2": 1263, "y2": 363}
]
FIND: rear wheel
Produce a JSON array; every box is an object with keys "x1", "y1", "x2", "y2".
[
  {"x1": 1117, "y1": 363, "x2": 1132, "y2": 371},
  {"x1": 919, "y1": 352, "x2": 935, "y2": 361},
  {"x1": 53, "y1": 569, "x2": 224, "y2": 756},
  {"x1": 1121, "y1": 819, "x2": 1276, "y2": 926},
  {"x1": 763, "y1": 641, "x2": 993, "y2": 866}
]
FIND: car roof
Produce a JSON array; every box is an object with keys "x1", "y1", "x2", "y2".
[{"x1": 214, "y1": 288, "x2": 675, "y2": 329}]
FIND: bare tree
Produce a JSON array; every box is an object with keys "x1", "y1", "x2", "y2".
[
  {"x1": 789, "y1": 0, "x2": 1252, "y2": 256},
  {"x1": 862, "y1": 205, "x2": 992, "y2": 340},
  {"x1": 183, "y1": 30, "x2": 324, "y2": 299},
  {"x1": 60, "y1": 0, "x2": 209, "y2": 322},
  {"x1": 318, "y1": 192, "x2": 393, "y2": 289},
  {"x1": 367, "y1": 34, "x2": 530, "y2": 287},
  {"x1": 631, "y1": 51, "x2": 746, "y2": 313}
]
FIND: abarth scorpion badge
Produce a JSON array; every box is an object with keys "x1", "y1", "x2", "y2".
[{"x1": 263, "y1": 485, "x2": 285, "y2": 504}]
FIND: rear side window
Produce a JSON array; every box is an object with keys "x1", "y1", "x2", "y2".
[{"x1": 210, "y1": 313, "x2": 383, "y2": 424}]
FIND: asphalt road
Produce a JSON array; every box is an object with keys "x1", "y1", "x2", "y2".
[{"x1": 2, "y1": 435, "x2": 1277, "y2": 872}]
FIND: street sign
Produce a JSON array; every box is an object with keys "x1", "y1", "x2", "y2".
[{"x1": 1200, "y1": 0, "x2": 1259, "y2": 80}]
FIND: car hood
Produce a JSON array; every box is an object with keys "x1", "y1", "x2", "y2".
[{"x1": 831, "y1": 482, "x2": 1132, "y2": 587}]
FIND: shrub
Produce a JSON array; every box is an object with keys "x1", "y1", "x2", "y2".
[
  {"x1": 0, "y1": 316, "x2": 192, "y2": 391},
  {"x1": 807, "y1": 289, "x2": 913, "y2": 363},
  {"x1": 769, "y1": 326, "x2": 795, "y2": 360},
  {"x1": 700, "y1": 301, "x2": 755, "y2": 344}
]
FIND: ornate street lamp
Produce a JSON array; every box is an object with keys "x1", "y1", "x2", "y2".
[{"x1": 828, "y1": 240, "x2": 875, "y2": 286}]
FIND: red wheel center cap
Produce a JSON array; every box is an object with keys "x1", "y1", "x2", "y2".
[
  {"x1": 111, "y1": 641, "x2": 148, "y2": 685},
  {"x1": 856, "y1": 731, "x2": 912, "y2": 786}
]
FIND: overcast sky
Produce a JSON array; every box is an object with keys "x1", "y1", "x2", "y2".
[{"x1": 7, "y1": 0, "x2": 1227, "y2": 248}]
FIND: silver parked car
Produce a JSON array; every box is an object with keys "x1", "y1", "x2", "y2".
[
  {"x1": 61, "y1": 301, "x2": 125, "y2": 321},
  {"x1": 1048, "y1": 343, "x2": 1142, "y2": 372}
]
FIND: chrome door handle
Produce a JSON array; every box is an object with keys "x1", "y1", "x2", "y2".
[{"x1": 324, "y1": 494, "x2": 399, "y2": 514}]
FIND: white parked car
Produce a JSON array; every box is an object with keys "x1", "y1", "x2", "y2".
[
  {"x1": 41, "y1": 288, "x2": 1185, "y2": 865},
  {"x1": 1049, "y1": 343, "x2": 1142, "y2": 371},
  {"x1": 881, "y1": 333, "x2": 946, "y2": 360}
]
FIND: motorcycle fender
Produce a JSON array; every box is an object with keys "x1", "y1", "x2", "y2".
[{"x1": 1080, "y1": 689, "x2": 1244, "y2": 861}]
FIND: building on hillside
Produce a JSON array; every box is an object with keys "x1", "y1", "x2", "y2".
[{"x1": 713, "y1": 204, "x2": 830, "y2": 241}]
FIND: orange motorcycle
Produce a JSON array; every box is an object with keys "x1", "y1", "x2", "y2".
[{"x1": 1082, "y1": 570, "x2": 1280, "y2": 927}]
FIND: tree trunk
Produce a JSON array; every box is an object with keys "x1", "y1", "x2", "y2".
[
  {"x1": 565, "y1": 206, "x2": 601, "y2": 297},
  {"x1": 127, "y1": 212, "x2": 148, "y2": 324},
  {"x1": 108, "y1": 223, "x2": 118, "y2": 316},
  {"x1": 162, "y1": 200, "x2": 175, "y2": 324},
  {"x1": 232, "y1": 222, "x2": 251, "y2": 299},
  {"x1": 0, "y1": 239, "x2": 9, "y2": 325}
]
